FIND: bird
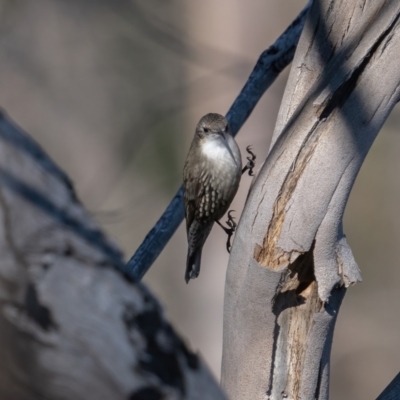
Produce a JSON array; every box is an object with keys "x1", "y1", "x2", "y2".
[{"x1": 183, "y1": 113, "x2": 243, "y2": 283}]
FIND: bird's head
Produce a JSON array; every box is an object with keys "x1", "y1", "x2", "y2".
[{"x1": 195, "y1": 113, "x2": 230, "y2": 139}]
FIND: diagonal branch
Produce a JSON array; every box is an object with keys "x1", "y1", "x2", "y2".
[
  {"x1": 377, "y1": 372, "x2": 400, "y2": 400},
  {"x1": 125, "y1": 0, "x2": 313, "y2": 280}
]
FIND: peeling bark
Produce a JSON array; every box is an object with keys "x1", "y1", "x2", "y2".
[
  {"x1": 0, "y1": 111, "x2": 225, "y2": 399},
  {"x1": 222, "y1": 1, "x2": 400, "y2": 399}
]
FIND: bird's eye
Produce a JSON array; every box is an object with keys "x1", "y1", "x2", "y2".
[{"x1": 203, "y1": 127, "x2": 209, "y2": 133}]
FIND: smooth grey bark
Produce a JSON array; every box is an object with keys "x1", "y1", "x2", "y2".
[
  {"x1": 222, "y1": 1, "x2": 400, "y2": 399},
  {"x1": 0, "y1": 111, "x2": 225, "y2": 400}
]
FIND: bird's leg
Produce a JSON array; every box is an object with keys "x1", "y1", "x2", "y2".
[
  {"x1": 216, "y1": 210, "x2": 237, "y2": 253},
  {"x1": 242, "y1": 145, "x2": 256, "y2": 176}
]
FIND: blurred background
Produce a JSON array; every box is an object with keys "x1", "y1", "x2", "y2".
[{"x1": 0, "y1": 0, "x2": 398, "y2": 398}]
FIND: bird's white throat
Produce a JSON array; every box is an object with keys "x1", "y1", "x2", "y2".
[{"x1": 201, "y1": 138, "x2": 233, "y2": 162}]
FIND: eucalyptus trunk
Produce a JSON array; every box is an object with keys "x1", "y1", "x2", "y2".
[{"x1": 221, "y1": 1, "x2": 400, "y2": 399}]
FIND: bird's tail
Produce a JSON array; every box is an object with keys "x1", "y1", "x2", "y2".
[{"x1": 185, "y1": 246, "x2": 202, "y2": 283}]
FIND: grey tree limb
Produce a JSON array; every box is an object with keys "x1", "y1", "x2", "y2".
[
  {"x1": 0, "y1": 110, "x2": 225, "y2": 400},
  {"x1": 125, "y1": 0, "x2": 312, "y2": 280},
  {"x1": 221, "y1": 1, "x2": 400, "y2": 399}
]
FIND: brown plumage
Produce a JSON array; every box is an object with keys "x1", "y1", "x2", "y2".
[{"x1": 183, "y1": 113, "x2": 242, "y2": 283}]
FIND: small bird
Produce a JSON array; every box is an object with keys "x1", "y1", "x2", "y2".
[{"x1": 183, "y1": 113, "x2": 242, "y2": 283}]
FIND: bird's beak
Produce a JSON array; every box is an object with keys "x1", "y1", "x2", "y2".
[
  {"x1": 218, "y1": 130, "x2": 238, "y2": 165},
  {"x1": 218, "y1": 129, "x2": 226, "y2": 138}
]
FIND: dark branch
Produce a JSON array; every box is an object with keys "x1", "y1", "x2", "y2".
[
  {"x1": 125, "y1": 0, "x2": 313, "y2": 280},
  {"x1": 377, "y1": 372, "x2": 400, "y2": 400}
]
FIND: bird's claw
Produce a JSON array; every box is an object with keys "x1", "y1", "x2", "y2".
[
  {"x1": 242, "y1": 145, "x2": 256, "y2": 176},
  {"x1": 216, "y1": 210, "x2": 237, "y2": 253},
  {"x1": 226, "y1": 210, "x2": 236, "y2": 230},
  {"x1": 225, "y1": 210, "x2": 237, "y2": 253}
]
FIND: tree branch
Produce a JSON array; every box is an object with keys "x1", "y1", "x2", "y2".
[
  {"x1": 125, "y1": 0, "x2": 313, "y2": 280},
  {"x1": 221, "y1": 1, "x2": 400, "y2": 399},
  {"x1": 377, "y1": 372, "x2": 400, "y2": 400}
]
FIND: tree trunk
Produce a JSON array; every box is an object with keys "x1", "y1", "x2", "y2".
[
  {"x1": 0, "y1": 111, "x2": 225, "y2": 400},
  {"x1": 221, "y1": 1, "x2": 400, "y2": 399}
]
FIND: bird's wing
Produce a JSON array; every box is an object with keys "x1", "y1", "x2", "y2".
[{"x1": 183, "y1": 160, "x2": 205, "y2": 233}]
